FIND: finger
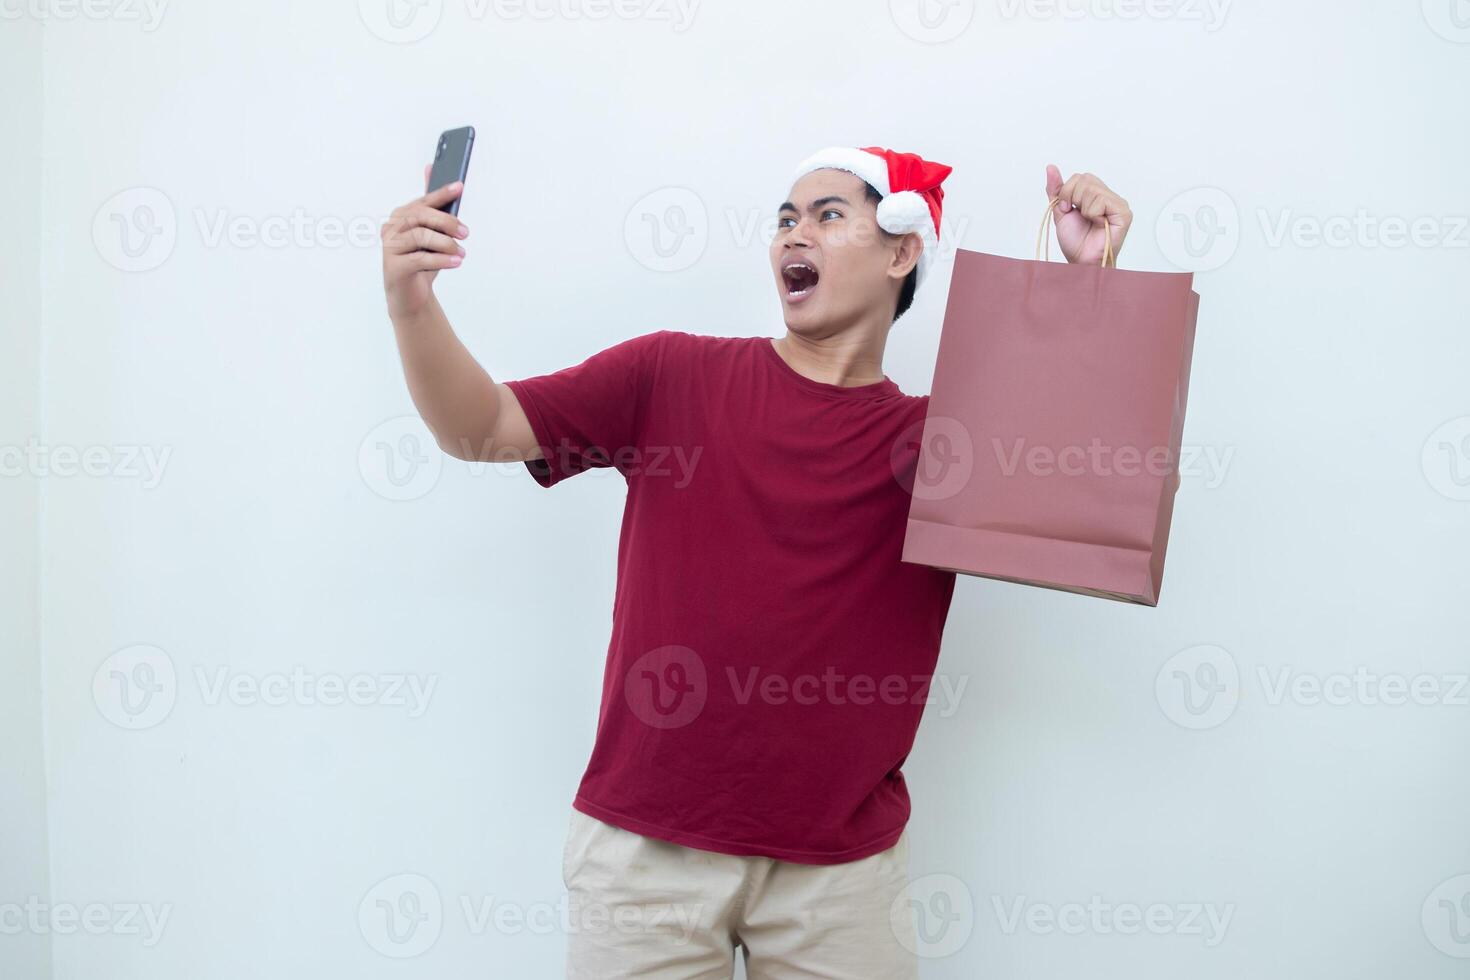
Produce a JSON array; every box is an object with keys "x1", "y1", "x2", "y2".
[
  {"x1": 380, "y1": 214, "x2": 424, "y2": 250},
  {"x1": 1067, "y1": 174, "x2": 1095, "y2": 210},
  {"x1": 392, "y1": 204, "x2": 468, "y2": 240},
  {"x1": 1096, "y1": 191, "x2": 1124, "y2": 223},
  {"x1": 380, "y1": 212, "x2": 460, "y2": 253},
  {"x1": 407, "y1": 204, "x2": 469, "y2": 238},
  {"x1": 1058, "y1": 173, "x2": 1085, "y2": 213},
  {"x1": 1084, "y1": 186, "x2": 1124, "y2": 224},
  {"x1": 389, "y1": 226, "x2": 464, "y2": 257},
  {"x1": 1095, "y1": 187, "x2": 1129, "y2": 223},
  {"x1": 1081, "y1": 187, "x2": 1109, "y2": 222},
  {"x1": 405, "y1": 250, "x2": 463, "y2": 272},
  {"x1": 1078, "y1": 178, "x2": 1107, "y2": 220},
  {"x1": 420, "y1": 180, "x2": 464, "y2": 210},
  {"x1": 1045, "y1": 163, "x2": 1063, "y2": 204},
  {"x1": 1111, "y1": 201, "x2": 1134, "y2": 231},
  {"x1": 423, "y1": 164, "x2": 432, "y2": 192}
]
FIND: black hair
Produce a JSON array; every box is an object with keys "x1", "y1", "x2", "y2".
[{"x1": 863, "y1": 181, "x2": 919, "y2": 324}]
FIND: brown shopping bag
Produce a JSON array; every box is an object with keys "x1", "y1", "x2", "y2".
[{"x1": 901, "y1": 200, "x2": 1200, "y2": 606}]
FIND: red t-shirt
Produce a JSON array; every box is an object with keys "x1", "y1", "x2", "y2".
[{"x1": 505, "y1": 331, "x2": 956, "y2": 865}]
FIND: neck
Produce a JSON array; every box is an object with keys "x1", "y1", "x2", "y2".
[{"x1": 773, "y1": 316, "x2": 891, "y2": 388}]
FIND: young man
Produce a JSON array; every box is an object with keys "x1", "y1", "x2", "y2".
[{"x1": 380, "y1": 146, "x2": 1132, "y2": 978}]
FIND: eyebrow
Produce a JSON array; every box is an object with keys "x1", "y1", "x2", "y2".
[{"x1": 777, "y1": 195, "x2": 852, "y2": 214}]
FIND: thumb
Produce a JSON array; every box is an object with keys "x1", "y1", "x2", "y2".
[
  {"x1": 1045, "y1": 163, "x2": 1063, "y2": 205},
  {"x1": 423, "y1": 163, "x2": 432, "y2": 192}
]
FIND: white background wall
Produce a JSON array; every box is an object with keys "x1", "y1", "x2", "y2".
[
  {"x1": 1, "y1": 9, "x2": 52, "y2": 980},
  {"x1": 5, "y1": 1, "x2": 1468, "y2": 977}
]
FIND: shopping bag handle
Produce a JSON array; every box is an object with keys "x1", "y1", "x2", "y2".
[{"x1": 1037, "y1": 196, "x2": 1116, "y2": 268}]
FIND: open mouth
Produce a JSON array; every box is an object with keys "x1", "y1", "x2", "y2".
[{"x1": 781, "y1": 262, "x2": 820, "y2": 300}]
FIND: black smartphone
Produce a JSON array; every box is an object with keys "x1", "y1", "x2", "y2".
[{"x1": 427, "y1": 126, "x2": 475, "y2": 215}]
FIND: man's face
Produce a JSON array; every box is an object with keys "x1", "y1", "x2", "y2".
[{"x1": 771, "y1": 168, "x2": 915, "y2": 333}]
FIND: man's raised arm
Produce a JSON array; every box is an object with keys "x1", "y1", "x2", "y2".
[{"x1": 379, "y1": 174, "x2": 541, "y2": 464}]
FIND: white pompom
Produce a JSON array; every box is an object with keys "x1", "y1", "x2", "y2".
[{"x1": 876, "y1": 190, "x2": 931, "y2": 236}]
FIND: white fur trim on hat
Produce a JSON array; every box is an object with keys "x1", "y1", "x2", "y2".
[{"x1": 791, "y1": 146, "x2": 891, "y2": 195}]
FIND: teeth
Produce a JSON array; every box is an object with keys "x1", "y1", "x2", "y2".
[{"x1": 783, "y1": 261, "x2": 816, "y2": 298}]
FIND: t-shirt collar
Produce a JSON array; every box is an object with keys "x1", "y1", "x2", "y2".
[{"x1": 759, "y1": 337, "x2": 900, "y2": 400}]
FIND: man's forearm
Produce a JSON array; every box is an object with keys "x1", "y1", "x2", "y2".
[{"x1": 391, "y1": 296, "x2": 500, "y2": 459}]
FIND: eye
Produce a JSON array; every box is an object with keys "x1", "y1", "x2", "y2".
[
  {"x1": 821, "y1": 209, "x2": 842, "y2": 220},
  {"x1": 778, "y1": 216, "x2": 796, "y2": 229}
]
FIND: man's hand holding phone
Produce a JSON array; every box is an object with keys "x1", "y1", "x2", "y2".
[
  {"x1": 379, "y1": 173, "x2": 469, "y2": 325},
  {"x1": 382, "y1": 126, "x2": 475, "y2": 323},
  {"x1": 378, "y1": 125, "x2": 540, "y2": 467}
]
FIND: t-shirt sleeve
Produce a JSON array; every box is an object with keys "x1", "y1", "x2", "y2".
[{"x1": 503, "y1": 330, "x2": 668, "y2": 488}]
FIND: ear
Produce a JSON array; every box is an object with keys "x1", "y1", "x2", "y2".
[{"x1": 887, "y1": 231, "x2": 923, "y2": 282}]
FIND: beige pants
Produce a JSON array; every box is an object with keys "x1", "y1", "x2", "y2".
[{"x1": 561, "y1": 808, "x2": 919, "y2": 979}]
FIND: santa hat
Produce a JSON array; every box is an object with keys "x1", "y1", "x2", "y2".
[{"x1": 789, "y1": 145, "x2": 953, "y2": 290}]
